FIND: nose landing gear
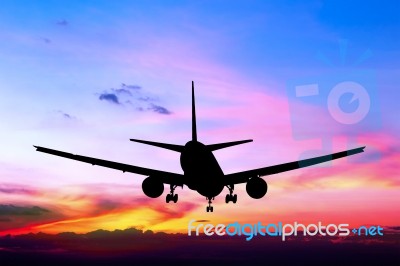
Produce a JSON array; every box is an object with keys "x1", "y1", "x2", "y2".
[
  {"x1": 206, "y1": 197, "x2": 214, "y2": 212},
  {"x1": 166, "y1": 185, "x2": 178, "y2": 203},
  {"x1": 225, "y1": 185, "x2": 237, "y2": 203}
]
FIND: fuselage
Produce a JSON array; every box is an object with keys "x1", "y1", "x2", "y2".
[{"x1": 180, "y1": 140, "x2": 225, "y2": 198}]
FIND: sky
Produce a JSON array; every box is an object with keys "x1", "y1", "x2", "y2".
[{"x1": 0, "y1": 0, "x2": 399, "y2": 235}]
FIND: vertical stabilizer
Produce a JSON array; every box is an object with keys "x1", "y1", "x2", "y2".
[{"x1": 192, "y1": 81, "x2": 197, "y2": 142}]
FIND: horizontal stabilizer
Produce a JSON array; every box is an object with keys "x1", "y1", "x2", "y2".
[
  {"x1": 207, "y1": 139, "x2": 253, "y2": 151},
  {"x1": 130, "y1": 138, "x2": 184, "y2": 152}
]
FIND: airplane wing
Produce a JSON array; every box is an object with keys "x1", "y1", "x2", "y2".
[
  {"x1": 34, "y1": 146, "x2": 185, "y2": 185},
  {"x1": 223, "y1": 146, "x2": 366, "y2": 185}
]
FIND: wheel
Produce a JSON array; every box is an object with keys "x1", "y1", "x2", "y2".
[
  {"x1": 206, "y1": 206, "x2": 210, "y2": 212},
  {"x1": 166, "y1": 194, "x2": 171, "y2": 203},
  {"x1": 233, "y1": 194, "x2": 237, "y2": 203},
  {"x1": 210, "y1": 206, "x2": 214, "y2": 212},
  {"x1": 225, "y1": 194, "x2": 230, "y2": 203},
  {"x1": 173, "y1": 194, "x2": 178, "y2": 203}
]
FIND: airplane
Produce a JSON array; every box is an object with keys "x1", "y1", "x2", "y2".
[{"x1": 34, "y1": 81, "x2": 366, "y2": 212}]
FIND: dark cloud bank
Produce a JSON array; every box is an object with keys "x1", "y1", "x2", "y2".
[
  {"x1": 0, "y1": 205, "x2": 53, "y2": 231},
  {"x1": 0, "y1": 227, "x2": 398, "y2": 265},
  {"x1": 0, "y1": 205, "x2": 49, "y2": 216}
]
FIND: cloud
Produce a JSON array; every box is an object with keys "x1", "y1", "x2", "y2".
[
  {"x1": 2, "y1": 182, "x2": 201, "y2": 235},
  {"x1": 98, "y1": 84, "x2": 141, "y2": 105},
  {"x1": 276, "y1": 135, "x2": 400, "y2": 191},
  {"x1": 97, "y1": 83, "x2": 171, "y2": 114},
  {"x1": 0, "y1": 184, "x2": 37, "y2": 195},
  {"x1": 112, "y1": 88, "x2": 132, "y2": 96},
  {"x1": 194, "y1": 220, "x2": 210, "y2": 223},
  {"x1": 0, "y1": 204, "x2": 57, "y2": 232},
  {"x1": 56, "y1": 19, "x2": 68, "y2": 26},
  {"x1": 0, "y1": 205, "x2": 50, "y2": 216},
  {"x1": 138, "y1": 96, "x2": 153, "y2": 102},
  {"x1": 121, "y1": 83, "x2": 141, "y2": 90},
  {"x1": 148, "y1": 103, "x2": 172, "y2": 115},
  {"x1": 39, "y1": 37, "x2": 51, "y2": 44},
  {"x1": 0, "y1": 227, "x2": 397, "y2": 266},
  {"x1": 387, "y1": 226, "x2": 400, "y2": 231},
  {"x1": 56, "y1": 110, "x2": 76, "y2": 119},
  {"x1": 99, "y1": 93, "x2": 120, "y2": 105},
  {"x1": 62, "y1": 113, "x2": 73, "y2": 119}
]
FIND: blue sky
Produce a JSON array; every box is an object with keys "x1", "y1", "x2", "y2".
[{"x1": 0, "y1": 0, "x2": 398, "y2": 172}]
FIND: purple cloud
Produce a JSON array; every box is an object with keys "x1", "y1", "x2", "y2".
[{"x1": 99, "y1": 93, "x2": 120, "y2": 105}]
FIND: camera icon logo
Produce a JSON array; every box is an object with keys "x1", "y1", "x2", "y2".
[{"x1": 287, "y1": 68, "x2": 380, "y2": 164}]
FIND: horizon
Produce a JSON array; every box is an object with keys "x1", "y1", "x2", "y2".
[{"x1": 1, "y1": 225, "x2": 398, "y2": 265}]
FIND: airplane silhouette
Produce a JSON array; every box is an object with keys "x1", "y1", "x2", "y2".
[{"x1": 34, "y1": 81, "x2": 365, "y2": 212}]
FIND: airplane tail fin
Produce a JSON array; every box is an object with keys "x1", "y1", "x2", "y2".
[
  {"x1": 207, "y1": 139, "x2": 253, "y2": 151},
  {"x1": 192, "y1": 81, "x2": 197, "y2": 142},
  {"x1": 130, "y1": 139, "x2": 184, "y2": 152},
  {"x1": 130, "y1": 81, "x2": 197, "y2": 152}
]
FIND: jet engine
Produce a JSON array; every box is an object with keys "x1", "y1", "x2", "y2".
[
  {"x1": 246, "y1": 177, "x2": 268, "y2": 199},
  {"x1": 142, "y1": 176, "x2": 164, "y2": 198}
]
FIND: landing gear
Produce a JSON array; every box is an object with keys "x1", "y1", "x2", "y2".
[
  {"x1": 225, "y1": 194, "x2": 237, "y2": 203},
  {"x1": 206, "y1": 197, "x2": 214, "y2": 212},
  {"x1": 166, "y1": 185, "x2": 178, "y2": 203},
  {"x1": 225, "y1": 185, "x2": 237, "y2": 204}
]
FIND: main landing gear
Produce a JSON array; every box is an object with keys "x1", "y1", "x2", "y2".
[
  {"x1": 205, "y1": 185, "x2": 237, "y2": 212},
  {"x1": 166, "y1": 185, "x2": 178, "y2": 203},
  {"x1": 225, "y1": 185, "x2": 237, "y2": 203},
  {"x1": 206, "y1": 197, "x2": 214, "y2": 212}
]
